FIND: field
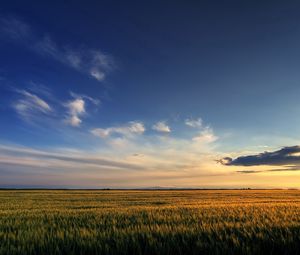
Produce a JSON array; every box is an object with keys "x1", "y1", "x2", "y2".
[{"x1": 1, "y1": 190, "x2": 300, "y2": 255}]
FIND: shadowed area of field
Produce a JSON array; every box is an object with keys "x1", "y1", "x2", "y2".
[{"x1": 1, "y1": 190, "x2": 300, "y2": 254}]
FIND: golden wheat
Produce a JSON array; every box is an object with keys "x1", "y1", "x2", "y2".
[{"x1": 1, "y1": 190, "x2": 300, "y2": 254}]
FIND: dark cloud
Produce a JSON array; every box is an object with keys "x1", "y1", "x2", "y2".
[
  {"x1": 220, "y1": 146, "x2": 300, "y2": 167},
  {"x1": 236, "y1": 170, "x2": 261, "y2": 174}
]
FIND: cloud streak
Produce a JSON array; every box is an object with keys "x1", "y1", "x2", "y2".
[
  {"x1": 0, "y1": 16, "x2": 114, "y2": 82},
  {"x1": 237, "y1": 166, "x2": 300, "y2": 174},
  {"x1": 13, "y1": 90, "x2": 52, "y2": 121},
  {"x1": 0, "y1": 145, "x2": 143, "y2": 171}
]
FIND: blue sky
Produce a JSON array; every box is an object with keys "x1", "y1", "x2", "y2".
[{"x1": 1, "y1": 1, "x2": 300, "y2": 188}]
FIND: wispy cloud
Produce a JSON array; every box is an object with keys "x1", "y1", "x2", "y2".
[
  {"x1": 0, "y1": 16, "x2": 114, "y2": 82},
  {"x1": 152, "y1": 121, "x2": 171, "y2": 133},
  {"x1": 69, "y1": 91, "x2": 100, "y2": 106},
  {"x1": 13, "y1": 90, "x2": 52, "y2": 121},
  {"x1": 28, "y1": 82, "x2": 54, "y2": 99},
  {"x1": 11, "y1": 85, "x2": 99, "y2": 127},
  {"x1": 0, "y1": 16, "x2": 31, "y2": 40},
  {"x1": 185, "y1": 118, "x2": 202, "y2": 128},
  {"x1": 91, "y1": 121, "x2": 145, "y2": 138},
  {"x1": 89, "y1": 51, "x2": 114, "y2": 81},
  {"x1": 192, "y1": 126, "x2": 218, "y2": 144}
]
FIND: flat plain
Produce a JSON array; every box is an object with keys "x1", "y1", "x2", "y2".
[{"x1": 1, "y1": 189, "x2": 300, "y2": 255}]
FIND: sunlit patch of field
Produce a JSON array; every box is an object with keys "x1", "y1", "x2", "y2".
[{"x1": 1, "y1": 190, "x2": 300, "y2": 254}]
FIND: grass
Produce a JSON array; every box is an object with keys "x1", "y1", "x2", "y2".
[{"x1": 1, "y1": 190, "x2": 300, "y2": 254}]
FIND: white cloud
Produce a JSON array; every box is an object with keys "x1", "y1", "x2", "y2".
[
  {"x1": 13, "y1": 90, "x2": 52, "y2": 120},
  {"x1": 90, "y1": 68, "x2": 105, "y2": 81},
  {"x1": 64, "y1": 98, "x2": 85, "y2": 127},
  {"x1": 89, "y1": 51, "x2": 113, "y2": 81},
  {"x1": 64, "y1": 92, "x2": 100, "y2": 127},
  {"x1": 91, "y1": 121, "x2": 145, "y2": 138},
  {"x1": 67, "y1": 98, "x2": 85, "y2": 115},
  {"x1": 185, "y1": 118, "x2": 203, "y2": 128},
  {"x1": 192, "y1": 126, "x2": 218, "y2": 143},
  {"x1": 91, "y1": 128, "x2": 110, "y2": 138},
  {"x1": 0, "y1": 16, "x2": 113, "y2": 82},
  {"x1": 184, "y1": 117, "x2": 217, "y2": 143},
  {"x1": 66, "y1": 115, "x2": 82, "y2": 127},
  {"x1": 152, "y1": 121, "x2": 171, "y2": 133}
]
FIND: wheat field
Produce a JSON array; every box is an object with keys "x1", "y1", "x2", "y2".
[{"x1": 1, "y1": 190, "x2": 300, "y2": 254}]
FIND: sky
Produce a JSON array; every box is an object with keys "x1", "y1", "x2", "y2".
[{"x1": 1, "y1": 1, "x2": 300, "y2": 188}]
